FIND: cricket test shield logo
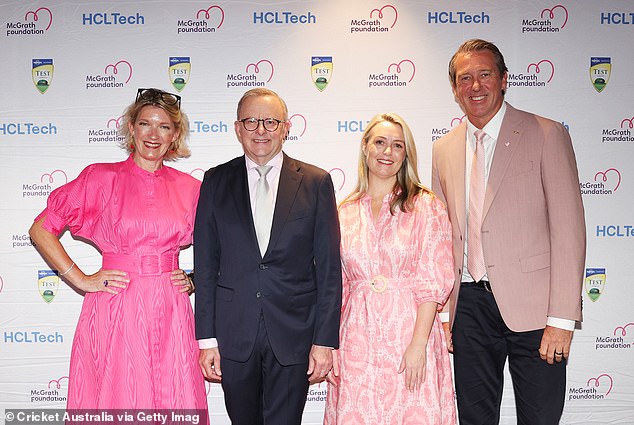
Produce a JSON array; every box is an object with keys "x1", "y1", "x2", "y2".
[
  {"x1": 169, "y1": 57, "x2": 191, "y2": 92},
  {"x1": 311, "y1": 56, "x2": 332, "y2": 91},
  {"x1": 585, "y1": 268, "x2": 606, "y2": 302},
  {"x1": 38, "y1": 270, "x2": 60, "y2": 303},
  {"x1": 32, "y1": 59, "x2": 54, "y2": 94},
  {"x1": 590, "y1": 57, "x2": 611, "y2": 93}
]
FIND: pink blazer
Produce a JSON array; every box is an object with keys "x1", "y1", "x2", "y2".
[{"x1": 432, "y1": 103, "x2": 586, "y2": 332}]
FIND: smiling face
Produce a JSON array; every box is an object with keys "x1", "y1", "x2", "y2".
[
  {"x1": 235, "y1": 94, "x2": 289, "y2": 166},
  {"x1": 129, "y1": 105, "x2": 179, "y2": 171},
  {"x1": 363, "y1": 120, "x2": 406, "y2": 184},
  {"x1": 452, "y1": 50, "x2": 508, "y2": 129}
]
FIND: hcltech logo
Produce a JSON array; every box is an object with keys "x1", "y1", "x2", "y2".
[
  {"x1": 350, "y1": 4, "x2": 398, "y2": 33},
  {"x1": 508, "y1": 59, "x2": 554, "y2": 88},
  {"x1": 521, "y1": 4, "x2": 568, "y2": 33},
  {"x1": 82, "y1": 12, "x2": 145, "y2": 25},
  {"x1": 32, "y1": 59, "x2": 53, "y2": 94},
  {"x1": 595, "y1": 225, "x2": 634, "y2": 237},
  {"x1": 226, "y1": 59, "x2": 274, "y2": 89},
  {"x1": 311, "y1": 57, "x2": 332, "y2": 92},
  {"x1": 0, "y1": 122, "x2": 57, "y2": 136},
  {"x1": 584, "y1": 268, "x2": 606, "y2": 302},
  {"x1": 590, "y1": 57, "x2": 611, "y2": 93},
  {"x1": 3, "y1": 330, "x2": 64, "y2": 343},
  {"x1": 169, "y1": 57, "x2": 191, "y2": 92},
  {"x1": 427, "y1": 10, "x2": 490, "y2": 24},
  {"x1": 177, "y1": 5, "x2": 224, "y2": 34},
  {"x1": 600, "y1": 11, "x2": 634, "y2": 25},
  {"x1": 6, "y1": 7, "x2": 52, "y2": 36},
  {"x1": 337, "y1": 120, "x2": 370, "y2": 133},
  {"x1": 253, "y1": 10, "x2": 316, "y2": 24}
]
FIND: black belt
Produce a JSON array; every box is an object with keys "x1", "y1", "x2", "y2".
[{"x1": 461, "y1": 280, "x2": 492, "y2": 292}]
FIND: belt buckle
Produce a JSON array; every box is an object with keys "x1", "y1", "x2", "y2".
[{"x1": 370, "y1": 275, "x2": 387, "y2": 293}]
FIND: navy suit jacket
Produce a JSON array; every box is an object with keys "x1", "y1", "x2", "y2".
[{"x1": 194, "y1": 154, "x2": 342, "y2": 365}]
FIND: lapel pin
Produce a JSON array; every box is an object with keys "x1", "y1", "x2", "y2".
[
  {"x1": 505, "y1": 141, "x2": 510, "y2": 147},
  {"x1": 513, "y1": 130, "x2": 520, "y2": 134}
]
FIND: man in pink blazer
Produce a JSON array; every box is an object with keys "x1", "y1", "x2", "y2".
[{"x1": 432, "y1": 39, "x2": 586, "y2": 424}]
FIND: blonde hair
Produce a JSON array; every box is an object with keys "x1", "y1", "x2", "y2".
[
  {"x1": 119, "y1": 88, "x2": 191, "y2": 161},
  {"x1": 341, "y1": 112, "x2": 430, "y2": 214}
]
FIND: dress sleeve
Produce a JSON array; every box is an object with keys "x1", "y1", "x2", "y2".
[
  {"x1": 34, "y1": 164, "x2": 99, "y2": 237},
  {"x1": 412, "y1": 194, "x2": 455, "y2": 308}
]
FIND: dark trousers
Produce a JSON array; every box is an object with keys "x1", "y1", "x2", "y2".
[
  {"x1": 220, "y1": 314, "x2": 310, "y2": 425},
  {"x1": 453, "y1": 282, "x2": 566, "y2": 425}
]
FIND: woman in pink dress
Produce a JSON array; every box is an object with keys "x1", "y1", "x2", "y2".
[
  {"x1": 29, "y1": 88, "x2": 208, "y2": 414},
  {"x1": 324, "y1": 113, "x2": 456, "y2": 424}
]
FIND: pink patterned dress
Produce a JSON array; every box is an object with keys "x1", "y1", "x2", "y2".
[
  {"x1": 325, "y1": 192, "x2": 456, "y2": 424},
  {"x1": 35, "y1": 155, "x2": 207, "y2": 411}
]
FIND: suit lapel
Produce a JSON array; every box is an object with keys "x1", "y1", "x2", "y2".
[
  {"x1": 229, "y1": 156, "x2": 261, "y2": 256},
  {"x1": 266, "y1": 154, "x2": 302, "y2": 256},
  {"x1": 484, "y1": 104, "x2": 523, "y2": 218},
  {"x1": 450, "y1": 123, "x2": 468, "y2": 237}
]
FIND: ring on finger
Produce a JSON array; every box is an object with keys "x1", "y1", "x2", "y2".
[{"x1": 103, "y1": 280, "x2": 109, "y2": 287}]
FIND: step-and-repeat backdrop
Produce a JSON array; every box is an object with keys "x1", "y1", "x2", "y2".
[{"x1": 1, "y1": 1, "x2": 632, "y2": 424}]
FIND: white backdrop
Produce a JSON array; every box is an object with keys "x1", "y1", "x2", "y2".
[{"x1": 1, "y1": 1, "x2": 633, "y2": 424}]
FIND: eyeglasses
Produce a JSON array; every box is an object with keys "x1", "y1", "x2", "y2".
[
  {"x1": 136, "y1": 88, "x2": 181, "y2": 108},
  {"x1": 238, "y1": 117, "x2": 286, "y2": 132}
]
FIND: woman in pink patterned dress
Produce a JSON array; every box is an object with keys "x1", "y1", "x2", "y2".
[
  {"x1": 324, "y1": 113, "x2": 456, "y2": 424},
  {"x1": 29, "y1": 89, "x2": 208, "y2": 414}
]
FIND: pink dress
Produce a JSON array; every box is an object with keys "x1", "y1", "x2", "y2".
[
  {"x1": 36, "y1": 155, "x2": 207, "y2": 411},
  {"x1": 325, "y1": 192, "x2": 456, "y2": 425}
]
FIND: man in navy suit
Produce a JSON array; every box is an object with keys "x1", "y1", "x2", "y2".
[{"x1": 194, "y1": 88, "x2": 342, "y2": 424}]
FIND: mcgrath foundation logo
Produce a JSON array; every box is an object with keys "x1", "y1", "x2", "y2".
[
  {"x1": 169, "y1": 57, "x2": 191, "y2": 92},
  {"x1": 580, "y1": 168, "x2": 621, "y2": 195},
  {"x1": 28, "y1": 376, "x2": 68, "y2": 404},
  {"x1": 286, "y1": 114, "x2": 307, "y2": 141},
  {"x1": 521, "y1": 4, "x2": 568, "y2": 33},
  {"x1": 307, "y1": 385, "x2": 327, "y2": 402},
  {"x1": 368, "y1": 59, "x2": 415, "y2": 88},
  {"x1": 311, "y1": 56, "x2": 333, "y2": 92},
  {"x1": 226, "y1": 59, "x2": 274, "y2": 89},
  {"x1": 595, "y1": 323, "x2": 634, "y2": 351},
  {"x1": 6, "y1": 7, "x2": 52, "y2": 36},
  {"x1": 431, "y1": 115, "x2": 466, "y2": 142},
  {"x1": 569, "y1": 374, "x2": 614, "y2": 401},
  {"x1": 38, "y1": 270, "x2": 59, "y2": 303},
  {"x1": 87, "y1": 116, "x2": 125, "y2": 144},
  {"x1": 590, "y1": 57, "x2": 611, "y2": 93},
  {"x1": 177, "y1": 5, "x2": 224, "y2": 34},
  {"x1": 350, "y1": 4, "x2": 398, "y2": 33},
  {"x1": 584, "y1": 268, "x2": 606, "y2": 302},
  {"x1": 508, "y1": 59, "x2": 554, "y2": 88},
  {"x1": 22, "y1": 170, "x2": 67, "y2": 198},
  {"x1": 85, "y1": 60, "x2": 133, "y2": 90},
  {"x1": 328, "y1": 168, "x2": 346, "y2": 193},
  {"x1": 601, "y1": 116, "x2": 634, "y2": 143},
  {"x1": 32, "y1": 59, "x2": 54, "y2": 94}
]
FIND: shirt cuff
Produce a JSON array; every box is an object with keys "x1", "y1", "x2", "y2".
[
  {"x1": 547, "y1": 316, "x2": 575, "y2": 331},
  {"x1": 198, "y1": 338, "x2": 218, "y2": 349},
  {"x1": 438, "y1": 312, "x2": 450, "y2": 323}
]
